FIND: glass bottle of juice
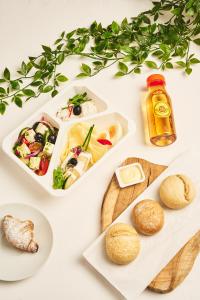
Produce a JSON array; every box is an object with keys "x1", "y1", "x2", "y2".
[{"x1": 146, "y1": 74, "x2": 176, "y2": 146}]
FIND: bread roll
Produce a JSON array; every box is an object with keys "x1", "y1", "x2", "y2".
[
  {"x1": 132, "y1": 199, "x2": 164, "y2": 235},
  {"x1": 105, "y1": 223, "x2": 140, "y2": 265},
  {"x1": 160, "y1": 174, "x2": 196, "y2": 209}
]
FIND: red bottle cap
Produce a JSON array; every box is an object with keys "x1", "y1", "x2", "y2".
[{"x1": 147, "y1": 74, "x2": 165, "y2": 87}]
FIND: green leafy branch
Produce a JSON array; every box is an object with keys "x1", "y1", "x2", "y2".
[{"x1": 1, "y1": 0, "x2": 200, "y2": 115}]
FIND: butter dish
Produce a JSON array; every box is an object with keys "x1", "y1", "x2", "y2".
[{"x1": 115, "y1": 162, "x2": 145, "y2": 188}]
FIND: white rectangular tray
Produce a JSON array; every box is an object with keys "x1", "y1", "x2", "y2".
[
  {"x1": 83, "y1": 150, "x2": 200, "y2": 300},
  {"x1": 2, "y1": 83, "x2": 136, "y2": 197}
]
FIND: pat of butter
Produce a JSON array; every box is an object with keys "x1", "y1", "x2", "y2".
[{"x1": 115, "y1": 163, "x2": 145, "y2": 188}]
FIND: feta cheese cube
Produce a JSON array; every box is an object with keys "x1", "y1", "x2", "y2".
[
  {"x1": 25, "y1": 129, "x2": 35, "y2": 143},
  {"x1": 43, "y1": 142, "x2": 54, "y2": 156},
  {"x1": 29, "y1": 157, "x2": 41, "y2": 170},
  {"x1": 17, "y1": 143, "x2": 31, "y2": 158},
  {"x1": 35, "y1": 123, "x2": 48, "y2": 135}
]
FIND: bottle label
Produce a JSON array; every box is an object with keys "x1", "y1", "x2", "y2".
[
  {"x1": 152, "y1": 90, "x2": 171, "y2": 118},
  {"x1": 154, "y1": 102, "x2": 171, "y2": 118}
]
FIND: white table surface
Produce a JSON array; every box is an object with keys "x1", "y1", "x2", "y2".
[{"x1": 0, "y1": 1, "x2": 200, "y2": 299}]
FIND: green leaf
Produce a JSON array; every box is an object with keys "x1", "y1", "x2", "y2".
[
  {"x1": 53, "y1": 167, "x2": 65, "y2": 189},
  {"x1": 51, "y1": 90, "x2": 58, "y2": 97},
  {"x1": 0, "y1": 79, "x2": 6, "y2": 83},
  {"x1": 42, "y1": 85, "x2": 53, "y2": 93},
  {"x1": 134, "y1": 67, "x2": 141, "y2": 74},
  {"x1": 145, "y1": 61, "x2": 158, "y2": 69},
  {"x1": 121, "y1": 18, "x2": 128, "y2": 28},
  {"x1": 76, "y1": 73, "x2": 88, "y2": 78},
  {"x1": 39, "y1": 57, "x2": 47, "y2": 68},
  {"x1": 54, "y1": 38, "x2": 62, "y2": 45},
  {"x1": 23, "y1": 89, "x2": 36, "y2": 97},
  {"x1": 0, "y1": 102, "x2": 6, "y2": 115},
  {"x1": 56, "y1": 75, "x2": 68, "y2": 82},
  {"x1": 14, "y1": 96, "x2": 22, "y2": 108},
  {"x1": 120, "y1": 46, "x2": 133, "y2": 54},
  {"x1": 61, "y1": 31, "x2": 65, "y2": 38},
  {"x1": 176, "y1": 61, "x2": 186, "y2": 68},
  {"x1": 3, "y1": 68, "x2": 10, "y2": 80},
  {"x1": 21, "y1": 61, "x2": 27, "y2": 75},
  {"x1": 34, "y1": 70, "x2": 43, "y2": 80},
  {"x1": 0, "y1": 87, "x2": 6, "y2": 94},
  {"x1": 142, "y1": 15, "x2": 151, "y2": 24},
  {"x1": 193, "y1": 38, "x2": 200, "y2": 45},
  {"x1": 10, "y1": 80, "x2": 20, "y2": 90},
  {"x1": 171, "y1": 7, "x2": 181, "y2": 15},
  {"x1": 190, "y1": 58, "x2": 200, "y2": 64},
  {"x1": 115, "y1": 71, "x2": 125, "y2": 77},
  {"x1": 185, "y1": 67, "x2": 192, "y2": 75},
  {"x1": 30, "y1": 81, "x2": 43, "y2": 87},
  {"x1": 66, "y1": 30, "x2": 76, "y2": 39},
  {"x1": 57, "y1": 52, "x2": 65, "y2": 64},
  {"x1": 81, "y1": 64, "x2": 91, "y2": 75},
  {"x1": 118, "y1": 62, "x2": 128, "y2": 73},
  {"x1": 166, "y1": 62, "x2": 173, "y2": 69},
  {"x1": 111, "y1": 21, "x2": 120, "y2": 34},
  {"x1": 42, "y1": 45, "x2": 51, "y2": 52},
  {"x1": 152, "y1": 50, "x2": 163, "y2": 57}
]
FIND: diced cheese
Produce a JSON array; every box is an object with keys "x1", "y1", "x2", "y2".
[
  {"x1": 35, "y1": 123, "x2": 48, "y2": 135},
  {"x1": 78, "y1": 152, "x2": 92, "y2": 171},
  {"x1": 73, "y1": 160, "x2": 85, "y2": 176},
  {"x1": 25, "y1": 129, "x2": 35, "y2": 143},
  {"x1": 43, "y1": 142, "x2": 54, "y2": 156},
  {"x1": 29, "y1": 157, "x2": 41, "y2": 170},
  {"x1": 17, "y1": 143, "x2": 31, "y2": 158}
]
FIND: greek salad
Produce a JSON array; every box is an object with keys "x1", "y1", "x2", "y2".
[{"x1": 13, "y1": 118, "x2": 58, "y2": 176}]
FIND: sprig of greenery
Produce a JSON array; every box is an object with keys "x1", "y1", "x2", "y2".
[
  {"x1": 82, "y1": 124, "x2": 95, "y2": 151},
  {"x1": 68, "y1": 92, "x2": 91, "y2": 106},
  {"x1": 1, "y1": 0, "x2": 200, "y2": 115}
]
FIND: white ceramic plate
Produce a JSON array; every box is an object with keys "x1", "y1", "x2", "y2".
[{"x1": 0, "y1": 203, "x2": 53, "y2": 281}]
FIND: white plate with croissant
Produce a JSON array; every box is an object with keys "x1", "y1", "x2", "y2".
[{"x1": 0, "y1": 203, "x2": 53, "y2": 281}]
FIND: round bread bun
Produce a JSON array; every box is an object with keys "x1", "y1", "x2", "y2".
[
  {"x1": 105, "y1": 223, "x2": 140, "y2": 265},
  {"x1": 159, "y1": 174, "x2": 196, "y2": 209},
  {"x1": 132, "y1": 199, "x2": 164, "y2": 235}
]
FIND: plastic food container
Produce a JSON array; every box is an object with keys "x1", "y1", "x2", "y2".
[{"x1": 2, "y1": 83, "x2": 136, "y2": 197}]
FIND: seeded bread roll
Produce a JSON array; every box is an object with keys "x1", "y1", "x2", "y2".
[
  {"x1": 159, "y1": 174, "x2": 196, "y2": 209},
  {"x1": 105, "y1": 223, "x2": 140, "y2": 265},
  {"x1": 132, "y1": 200, "x2": 164, "y2": 235}
]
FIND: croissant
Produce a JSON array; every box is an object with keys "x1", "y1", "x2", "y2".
[{"x1": 2, "y1": 215, "x2": 39, "y2": 253}]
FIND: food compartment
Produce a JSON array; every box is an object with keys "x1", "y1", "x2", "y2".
[
  {"x1": 50, "y1": 112, "x2": 135, "y2": 196},
  {"x1": 44, "y1": 85, "x2": 108, "y2": 122},
  {"x1": 2, "y1": 112, "x2": 60, "y2": 179}
]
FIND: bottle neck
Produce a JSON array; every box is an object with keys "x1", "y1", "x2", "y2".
[{"x1": 148, "y1": 84, "x2": 166, "y2": 92}]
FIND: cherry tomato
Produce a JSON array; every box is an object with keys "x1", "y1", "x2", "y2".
[
  {"x1": 36, "y1": 158, "x2": 49, "y2": 176},
  {"x1": 22, "y1": 137, "x2": 29, "y2": 145}
]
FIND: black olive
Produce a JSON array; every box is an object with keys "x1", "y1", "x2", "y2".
[
  {"x1": 48, "y1": 134, "x2": 57, "y2": 144},
  {"x1": 35, "y1": 133, "x2": 44, "y2": 144},
  {"x1": 67, "y1": 158, "x2": 78, "y2": 167},
  {"x1": 73, "y1": 105, "x2": 82, "y2": 116}
]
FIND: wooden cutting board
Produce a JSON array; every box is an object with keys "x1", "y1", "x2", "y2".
[{"x1": 101, "y1": 157, "x2": 200, "y2": 293}]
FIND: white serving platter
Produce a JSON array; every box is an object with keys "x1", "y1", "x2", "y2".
[
  {"x1": 83, "y1": 149, "x2": 200, "y2": 300},
  {"x1": 2, "y1": 83, "x2": 136, "y2": 197}
]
